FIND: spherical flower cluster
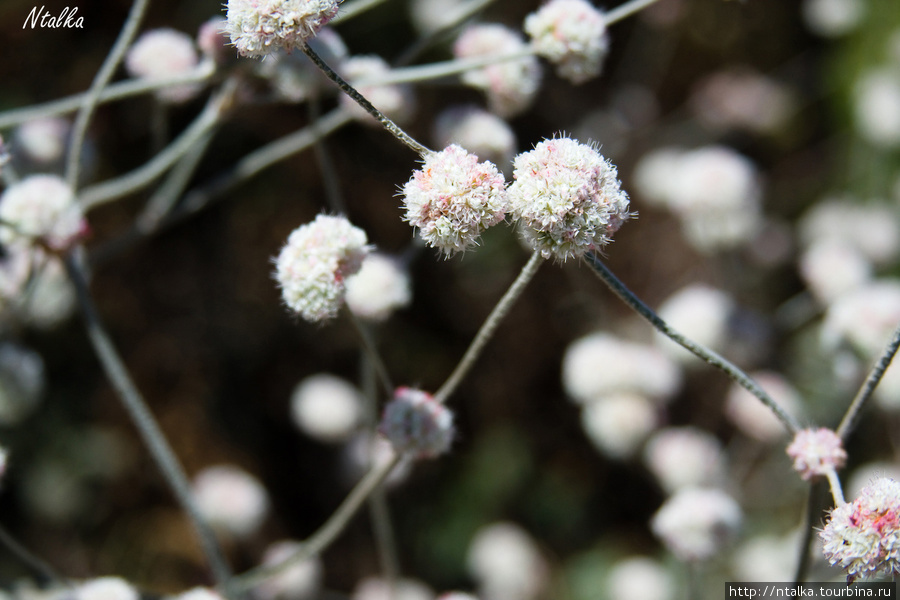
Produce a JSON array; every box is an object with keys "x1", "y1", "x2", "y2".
[
  {"x1": 854, "y1": 69, "x2": 900, "y2": 148},
  {"x1": 225, "y1": 0, "x2": 339, "y2": 58},
  {"x1": 125, "y1": 28, "x2": 201, "y2": 103},
  {"x1": 821, "y1": 279, "x2": 900, "y2": 357},
  {"x1": 524, "y1": 0, "x2": 609, "y2": 84},
  {"x1": 467, "y1": 522, "x2": 547, "y2": 600},
  {"x1": 274, "y1": 214, "x2": 369, "y2": 322},
  {"x1": 344, "y1": 253, "x2": 412, "y2": 321},
  {"x1": 254, "y1": 540, "x2": 323, "y2": 600},
  {"x1": 433, "y1": 105, "x2": 517, "y2": 172},
  {"x1": 352, "y1": 577, "x2": 434, "y2": 600},
  {"x1": 581, "y1": 393, "x2": 658, "y2": 459},
  {"x1": 339, "y1": 55, "x2": 415, "y2": 126},
  {"x1": 507, "y1": 137, "x2": 631, "y2": 261},
  {"x1": 290, "y1": 373, "x2": 363, "y2": 442},
  {"x1": 177, "y1": 589, "x2": 224, "y2": 600},
  {"x1": 454, "y1": 24, "x2": 542, "y2": 117},
  {"x1": 193, "y1": 464, "x2": 270, "y2": 538},
  {"x1": 607, "y1": 556, "x2": 675, "y2": 600},
  {"x1": 379, "y1": 388, "x2": 454, "y2": 459},
  {"x1": 198, "y1": 17, "x2": 232, "y2": 65},
  {"x1": 802, "y1": 0, "x2": 865, "y2": 37},
  {"x1": 650, "y1": 487, "x2": 742, "y2": 562},
  {"x1": 402, "y1": 145, "x2": 507, "y2": 256},
  {"x1": 562, "y1": 332, "x2": 682, "y2": 404},
  {"x1": 15, "y1": 117, "x2": 70, "y2": 164},
  {"x1": 643, "y1": 427, "x2": 725, "y2": 493},
  {"x1": 798, "y1": 198, "x2": 900, "y2": 267},
  {"x1": 0, "y1": 175, "x2": 86, "y2": 251},
  {"x1": 821, "y1": 477, "x2": 900, "y2": 581},
  {"x1": 689, "y1": 68, "x2": 795, "y2": 134},
  {"x1": 75, "y1": 577, "x2": 139, "y2": 600},
  {"x1": 786, "y1": 428, "x2": 846, "y2": 480},
  {"x1": 799, "y1": 239, "x2": 872, "y2": 305}
]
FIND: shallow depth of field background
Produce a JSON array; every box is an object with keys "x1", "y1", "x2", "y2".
[{"x1": 1, "y1": 0, "x2": 899, "y2": 597}]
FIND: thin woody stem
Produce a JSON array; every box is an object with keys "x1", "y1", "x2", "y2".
[
  {"x1": 584, "y1": 252, "x2": 801, "y2": 434},
  {"x1": 836, "y1": 322, "x2": 900, "y2": 440},
  {"x1": 434, "y1": 251, "x2": 544, "y2": 404},
  {"x1": 300, "y1": 43, "x2": 432, "y2": 156}
]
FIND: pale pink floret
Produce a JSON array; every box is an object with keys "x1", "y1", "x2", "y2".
[
  {"x1": 125, "y1": 28, "x2": 201, "y2": 103},
  {"x1": 274, "y1": 214, "x2": 369, "y2": 322},
  {"x1": 508, "y1": 137, "x2": 631, "y2": 261},
  {"x1": 402, "y1": 145, "x2": 507, "y2": 256},
  {"x1": 524, "y1": 0, "x2": 609, "y2": 84},
  {"x1": 786, "y1": 427, "x2": 846, "y2": 480},
  {"x1": 454, "y1": 24, "x2": 542, "y2": 117},
  {"x1": 225, "y1": 0, "x2": 340, "y2": 58},
  {"x1": 379, "y1": 387, "x2": 454, "y2": 459},
  {"x1": 0, "y1": 175, "x2": 86, "y2": 251},
  {"x1": 821, "y1": 477, "x2": 900, "y2": 582}
]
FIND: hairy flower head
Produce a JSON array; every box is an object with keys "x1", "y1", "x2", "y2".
[
  {"x1": 274, "y1": 214, "x2": 369, "y2": 322},
  {"x1": 508, "y1": 137, "x2": 631, "y2": 260},
  {"x1": 524, "y1": 0, "x2": 609, "y2": 84},
  {"x1": 786, "y1": 427, "x2": 847, "y2": 480},
  {"x1": 402, "y1": 144, "x2": 508, "y2": 255},
  {"x1": 821, "y1": 477, "x2": 900, "y2": 582},
  {"x1": 225, "y1": 0, "x2": 340, "y2": 58}
]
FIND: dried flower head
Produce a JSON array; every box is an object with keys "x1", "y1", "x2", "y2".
[
  {"x1": 125, "y1": 28, "x2": 201, "y2": 103},
  {"x1": 0, "y1": 175, "x2": 86, "y2": 251},
  {"x1": 786, "y1": 427, "x2": 846, "y2": 480},
  {"x1": 821, "y1": 477, "x2": 900, "y2": 582},
  {"x1": 453, "y1": 24, "x2": 542, "y2": 117},
  {"x1": 651, "y1": 487, "x2": 742, "y2": 562},
  {"x1": 225, "y1": 0, "x2": 340, "y2": 58},
  {"x1": 402, "y1": 145, "x2": 508, "y2": 255},
  {"x1": 524, "y1": 0, "x2": 609, "y2": 84},
  {"x1": 508, "y1": 137, "x2": 631, "y2": 260},
  {"x1": 274, "y1": 214, "x2": 369, "y2": 322},
  {"x1": 379, "y1": 387, "x2": 454, "y2": 459}
]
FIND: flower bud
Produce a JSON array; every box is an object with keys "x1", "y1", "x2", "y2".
[{"x1": 379, "y1": 388, "x2": 454, "y2": 459}]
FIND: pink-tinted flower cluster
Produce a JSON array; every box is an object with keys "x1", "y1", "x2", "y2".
[
  {"x1": 402, "y1": 145, "x2": 507, "y2": 255},
  {"x1": 508, "y1": 137, "x2": 631, "y2": 260},
  {"x1": 821, "y1": 477, "x2": 900, "y2": 582},
  {"x1": 379, "y1": 387, "x2": 454, "y2": 459},
  {"x1": 786, "y1": 427, "x2": 846, "y2": 480},
  {"x1": 225, "y1": 0, "x2": 339, "y2": 58},
  {"x1": 273, "y1": 214, "x2": 369, "y2": 322},
  {"x1": 0, "y1": 175, "x2": 86, "y2": 251},
  {"x1": 524, "y1": 0, "x2": 609, "y2": 84}
]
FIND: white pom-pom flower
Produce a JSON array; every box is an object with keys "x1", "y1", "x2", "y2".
[
  {"x1": 125, "y1": 28, "x2": 201, "y2": 103},
  {"x1": 798, "y1": 198, "x2": 900, "y2": 267},
  {"x1": 508, "y1": 137, "x2": 631, "y2": 261},
  {"x1": 339, "y1": 55, "x2": 415, "y2": 126},
  {"x1": 454, "y1": 24, "x2": 542, "y2": 117},
  {"x1": 175, "y1": 589, "x2": 224, "y2": 600},
  {"x1": 433, "y1": 106, "x2": 517, "y2": 172},
  {"x1": 802, "y1": 0, "x2": 865, "y2": 37},
  {"x1": 651, "y1": 487, "x2": 742, "y2": 562},
  {"x1": 193, "y1": 464, "x2": 270, "y2": 538},
  {"x1": 0, "y1": 175, "x2": 86, "y2": 251},
  {"x1": 607, "y1": 556, "x2": 675, "y2": 600},
  {"x1": 821, "y1": 279, "x2": 900, "y2": 357},
  {"x1": 402, "y1": 145, "x2": 507, "y2": 256},
  {"x1": 786, "y1": 428, "x2": 846, "y2": 481},
  {"x1": 75, "y1": 578, "x2": 139, "y2": 600},
  {"x1": 799, "y1": 239, "x2": 872, "y2": 305},
  {"x1": 352, "y1": 577, "x2": 435, "y2": 600},
  {"x1": 821, "y1": 477, "x2": 900, "y2": 582},
  {"x1": 854, "y1": 69, "x2": 900, "y2": 148},
  {"x1": 274, "y1": 214, "x2": 369, "y2": 322},
  {"x1": 254, "y1": 540, "x2": 323, "y2": 600},
  {"x1": 467, "y1": 522, "x2": 547, "y2": 600},
  {"x1": 290, "y1": 373, "x2": 363, "y2": 443},
  {"x1": 580, "y1": 393, "x2": 658, "y2": 459},
  {"x1": 524, "y1": 0, "x2": 609, "y2": 84},
  {"x1": 643, "y1": 427, "x2": 725, "y2": 493},
  {"x1": 225, "y1": 0, "x2": 339, "y2": 58},
  {"x1": 15, "y1": 117, "x2": 70, "y2": 164},
  {"x1": 345, "y1": 253, "x2": 412, "y2": 321},
  {"x1": 379, "y1": 387, "x2": 454, "y2": 460},
  {"x1": 562, "y1": 332, "x2": 682, "y2": 404},
  {"x1": 654, "y1": 284, "x2": 734, "y2": 366}
]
